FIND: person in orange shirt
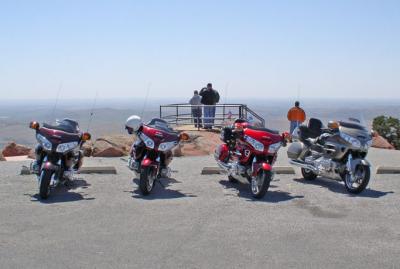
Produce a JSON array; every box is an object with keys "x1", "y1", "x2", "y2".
[{"x1": 287, "y1": 101, "x2": 306, "y2": 134}]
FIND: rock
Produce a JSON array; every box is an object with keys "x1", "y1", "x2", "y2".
[
  {"x1": 372, "y1": 135, "x2": 395, "y2": 150},
  {"x1": 82, "y1": 142, "x2": 94, "y2": 157},
  {"x1": 2, "y1": 142, "x2": 32, "y2": 157},
  {"x1": 0, "y1": 152, "x2": 5, "y2": 161},
  {"x1": 91, "y1": 135, "x2": 135, "y2": 158},
  {"x1": 172, "y1": 144, "x2": 183, "y2": 157},
  {"x1": 28, "y1": 149, "x2": 36, "y2": 159}
]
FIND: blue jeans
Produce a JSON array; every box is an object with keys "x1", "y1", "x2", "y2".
[
  {"x1": 204, "y1": 106, "x2": 216, "y2": 127},
  {"x1": 290, "y1": 121, "x2": 300, "y2": 134}
]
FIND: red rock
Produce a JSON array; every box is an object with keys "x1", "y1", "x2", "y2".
[
  {"x1": 2, "y1": 142, "x2": 32, "y2": 157},
  {"x1": 372, "y1": 135, "x2": 395, "y2": 150},
  {"x1": 92, "y1": 140, "x2": 125, "y2": 157},
  {"x1": 28, "y1": 149, "x2": 36, "y2": 159}
]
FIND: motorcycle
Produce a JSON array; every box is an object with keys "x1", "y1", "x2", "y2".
[
  {"x1": 125, "y1": 115, "x2": 189, "y2": 195},
  {"x1": 287, "y1": 118, "x2": 373, "y2": 194},
  {"x1": 215, "y1": 119, "x2": 289, "y2": 199},
  {"x1": 29, "y1": 119, "x2": 91, "y2": 199}
]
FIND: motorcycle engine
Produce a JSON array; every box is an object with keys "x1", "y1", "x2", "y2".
[{"x1": 305, "y1": 156, "x2": 332, "y2": 173}]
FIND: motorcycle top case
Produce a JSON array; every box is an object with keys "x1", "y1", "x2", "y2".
[{"x1": 287, "y1": 142, "x2": 304, "y2": 159}]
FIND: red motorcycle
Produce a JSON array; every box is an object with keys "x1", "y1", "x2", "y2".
[
  {"x1": 29, "y1": 119, "x2": 91, "y2": 199},
  {"x1": 125, "y1": 116, "x2": 189, "y2": 195},
  {"x1": 215, "y1": 119, "x2": 289, "y2": 199}
]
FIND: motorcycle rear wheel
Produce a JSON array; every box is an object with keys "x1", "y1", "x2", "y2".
[
  {"x1": 250, "y1": 170, "x2": 272, "y2": 199},
  {"x1": 39, "y1": 170, "x2": 52, "y2": 199},
  {"x1": 139, "y1": 166, "x2": 156, "y2": 195},
  {"x1": 301, "y1": 168, "x2": 317, "y2": 180},
  {"x1": 344, "y1": 165, "x2": 370, "y2": 194}
]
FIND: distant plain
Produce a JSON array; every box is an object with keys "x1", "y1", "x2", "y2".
[{"x1": 1, "y1": 98, "x2": 399, "y2": 148}]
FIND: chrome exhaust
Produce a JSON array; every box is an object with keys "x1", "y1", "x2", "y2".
[{"x1": 289, "y1": 159, "x2": 319, "y2": 174}]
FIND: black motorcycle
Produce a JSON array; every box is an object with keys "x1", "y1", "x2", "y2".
[{"x1": 287, "y1": 118, "x2": 373, "y2": 194}]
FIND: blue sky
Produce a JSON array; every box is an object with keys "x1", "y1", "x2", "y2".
[{"x1": 0, "y1": 0, "x2": 399, "y2": 99}]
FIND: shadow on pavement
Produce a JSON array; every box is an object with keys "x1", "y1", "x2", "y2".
[
  {"x1": 130, "y1": 177, "x2": 197, "y2": 200},
  {"x1": 293, "y1": 177, "x2": 394, "y2": 198},
  {"x1": 219, "y1": 180, "x2": 304, "y2": 203},
  {"x1": 25, "y1": 178, "x2": 95, "y2": 203}
]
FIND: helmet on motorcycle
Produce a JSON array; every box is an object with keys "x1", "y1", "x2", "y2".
[{"x1": 125, "y1": 115, "x2": 142, "y2": 134}]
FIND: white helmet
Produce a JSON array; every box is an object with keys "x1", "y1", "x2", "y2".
[{"x1": 125, "y1": 115, "x2": 142, "y2": 134}]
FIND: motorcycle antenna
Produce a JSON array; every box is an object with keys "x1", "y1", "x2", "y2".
[
  {"x1": 51, "y1": 82, "x2": 63, "y2": 122},
  {"x1": 86, "y1": 91, "x2": 98, "y2": 132},
  {"x1": 140, "y1": 82, "x2": 152, "y2": 120}
]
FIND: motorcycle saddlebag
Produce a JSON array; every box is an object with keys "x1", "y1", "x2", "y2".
[{"x1": 287, "y1": 142, "x2": 304, "y2": 159}]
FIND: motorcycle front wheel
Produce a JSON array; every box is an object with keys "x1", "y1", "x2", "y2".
[
  {"x1": 344, "y1": 165, "x2": 370, "y2": 194},
  {"x1": 39, "y1": 170, "x2": 53, "y2": 199},
  {"x1": 250, "y1": 170, "x2": 272, "y2": 199},
  {"x1": 139, "y1": 166, "x2": 156, "y2": 195}
]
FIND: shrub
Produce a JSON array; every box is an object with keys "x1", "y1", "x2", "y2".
[{"x1": 372, "y1": 116, "x2": 400, "y2": 149}]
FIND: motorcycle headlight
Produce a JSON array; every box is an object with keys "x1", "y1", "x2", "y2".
[
  {"x1": 36, "y1": 134, "x2": 52, "y2": 151},
  {"x1": 56, "y1": 141, "x2": 79, "y2": 153},
  {"x1": 340, "y1": 132, "x2": 361, "y2": 148},
  {"x1": 268, "y1": 142, "x2": 282, "y2": 154},
  {"x1": 140, "y1": 133, "x2": 155, "y2": 149},
  {"x1": 158, "y1": 141, "x2": 178, "y2": 152},
  {"x1": 244, "y1": 135, "x2": 264, "y2": 152}
]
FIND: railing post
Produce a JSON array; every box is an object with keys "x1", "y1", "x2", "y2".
[
  {"x1": 159, "y1": 106, "x2": 162, "y2": 118},
  {"x1": 176, "y1": 106, "x2": 178, "y2": 125}
]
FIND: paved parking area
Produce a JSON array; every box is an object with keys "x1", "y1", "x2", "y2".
[{"x1": 0, "y1": 148, "x2": 399, "y2": 268}]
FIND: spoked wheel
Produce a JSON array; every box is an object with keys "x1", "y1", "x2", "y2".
[
  {"x1": 301, "y1": 168, "x2": 317, "y2": 180},
  {"x1": 39, "y1": 170, "x2": 53, "y2": 199},
  {"x1": 344, "y1": 165, "x2": 370, "y2": 194},
  {"x1": 250, "y1": 170, "x2": 272, "y2": 199},
  {"x1": 139, "y1": 166, "x2": 157, "y2": 195}
]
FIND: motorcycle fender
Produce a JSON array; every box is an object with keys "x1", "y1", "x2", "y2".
[
  {"x1": 252, "y1": 162, "x2": 272, "y2": 176},
  {"x1": 351, "y1": 158, "x2": 371, "y2": 171},
  {"x1": 42, "y1": 161, "x2": 59, "y2": 172}
]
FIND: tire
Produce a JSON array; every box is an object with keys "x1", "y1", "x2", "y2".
[
  {"x1": 139, "y1": 166, "x2": 156, "y2": 195},
  {"x1": 301, "y1": 168, "x2": 317, "y2": 180},
  {"x1": 344, "y1": 165, "x2": 370, "y2": 194},
  {"x1": 250, "y1": 170, "x2": 272, "y2": 199},
  {"x1": 228, "y1": 175, "x2": 238, "y2": 183},
  {"x1": 39, "y1": 170, "x2": 53, "y2": 199}
]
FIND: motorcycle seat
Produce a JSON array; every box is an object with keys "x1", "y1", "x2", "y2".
[{"x1": 247, "y1": 125, "x2": 279, "y2": 135}]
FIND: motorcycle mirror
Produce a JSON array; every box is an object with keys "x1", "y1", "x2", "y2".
[
  {"x1": 179, "y1": 132, "x2": 190, "y2": 141},
  {"x1": 82, "y1": 132, "x2": 91, "y2": 141},
  {"x1": 29, "y1": 121, "x2": 40, "y2": 130}
]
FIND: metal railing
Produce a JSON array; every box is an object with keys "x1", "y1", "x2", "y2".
[{"x1": 159, "y1": 103, "x2": 265, "y2": 129}]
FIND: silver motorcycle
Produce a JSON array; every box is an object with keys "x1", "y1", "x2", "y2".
[{"x1": 287, "y1": 118, "x2": 373, "y2": 194}]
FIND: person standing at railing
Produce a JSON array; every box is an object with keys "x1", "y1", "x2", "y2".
[
  {"x1": 287, "y1": 101, "x2": 306, "y2": 134},
  {"x1": 189, "y1": 90, "x2": 203, "y2": 128},
  {"x1": 200, "y1": 83, "x2": 220, "y2": 129}
]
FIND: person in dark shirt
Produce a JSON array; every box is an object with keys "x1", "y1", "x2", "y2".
[{"x1": 199, "y1": 83, "x2": 220, "y2": 129}]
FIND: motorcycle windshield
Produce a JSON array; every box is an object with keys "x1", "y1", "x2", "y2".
[{"x1": 338, "y1": 116, "x2": 372, "y2": 145}]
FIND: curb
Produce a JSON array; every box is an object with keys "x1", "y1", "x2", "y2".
[{"x1": 376, "y1": 166, "x2": 400, "y2": 174}]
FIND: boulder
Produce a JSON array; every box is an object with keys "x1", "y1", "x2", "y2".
[
  {"x1": 28, "y1": 149, "x2": 36, "y2": 159},
  {"x1": 92, "y1": 135, "x2": 135, "y2": 157},
  {"x1": 82, "y1": 142, "x2": 94, "y2": 157},
  {"x1": 2, "y1": 142, "x2": 32, "y2": 157},
  {"x1": 372, "y1": 135, "x2": 395, "y2": 150}
]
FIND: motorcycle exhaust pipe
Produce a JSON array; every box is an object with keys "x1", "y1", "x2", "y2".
[{"x1": 289, "y1": 159, "x2": 319, "y2": 174}]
